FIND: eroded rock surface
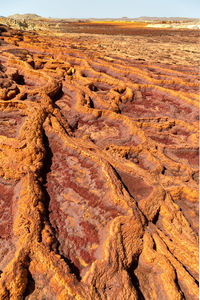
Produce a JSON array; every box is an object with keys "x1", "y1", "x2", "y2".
[{"x1": 0, "y1": 24, "x2": 199, "y2": 299}]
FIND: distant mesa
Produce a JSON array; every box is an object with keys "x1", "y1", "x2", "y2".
[{"x1": 8, "y1": 13, "x2": 42, "y2": 20}]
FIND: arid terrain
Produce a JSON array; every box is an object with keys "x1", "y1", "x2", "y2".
[{"x1": 0, "y1": 19, "x2": 199, "y2": 299}]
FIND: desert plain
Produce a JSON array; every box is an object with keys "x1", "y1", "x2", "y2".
[{"x1": 0, "y1": 16, "x2": 199, "y2": 299}]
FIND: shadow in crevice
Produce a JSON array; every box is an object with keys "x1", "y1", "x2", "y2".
[
  {"x1": 22, "y1": 256, "x2": 36, "y2": 298},
  {"x1": 174, "y1": 274, "x2": 186, "y2": 299},
  {"x1": 60, "y1": 255, "x2": 81, "y2": 281},
  {"x1": 40, "y1": 129, "x2": 81, "y2": 281},
  {"x1": 49, "y1": 81, "x2": 64, "y2": 103},
  {"x1": 152, "y1": 208, "x2": 160, "y2": 225},
  {"x1": 14, "y1": 74, "x2": 25, "y2": 85},
  {"x1": 41, "y1": 129, "x2": 53, "y2": 184},
  {"x1": 111, "y1": 166, "x2": 134, "y2": 199},
  {"x1": 51, "y1": 88, "x2": 64, "y2": 102},
  {"x1": 127, "y1": 260, "x2": 145, "y2": 300},
  {"x1": 23, "y1": 268, "x2": 35, "y2": 298},
  {"x1": 110, "y1": 166, "x2": 148, "y2": 227},
  {"x1": 38, "y1": 129, "x2": 55, "y2": 242}
]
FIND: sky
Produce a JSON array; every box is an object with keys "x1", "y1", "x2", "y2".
[{"x1": 0, "y1": 0, "x2": 200, "y2": 19}]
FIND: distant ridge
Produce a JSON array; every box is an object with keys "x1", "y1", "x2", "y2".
[
  {"x1": 4, "y1": 14, "x2": 199, "y2": 22},
  {"x1": 8, "y1": 13, "x2": 42, "y2": 20}
]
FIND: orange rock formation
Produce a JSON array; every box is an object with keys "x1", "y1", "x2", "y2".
[{"x1": 0, "y1": 24, "x2": 199, "y2": 299}]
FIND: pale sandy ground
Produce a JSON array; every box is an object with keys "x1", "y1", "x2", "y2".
[{"x1": 147, "y1": 22, "x2": 200, "y2": 29}]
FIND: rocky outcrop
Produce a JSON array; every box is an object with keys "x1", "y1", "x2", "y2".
[{"x1": 0, "y1": 24, "x2": 199, "y2": 299}]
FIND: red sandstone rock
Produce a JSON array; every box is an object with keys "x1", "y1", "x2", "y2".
[{"x1": 0, "y1": 23, "x2": 199, "y2": 299}]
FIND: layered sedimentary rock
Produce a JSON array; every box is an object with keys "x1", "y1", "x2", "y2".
[{"x1": 0, "y1": 23, "x2": 199, "y2": 299}]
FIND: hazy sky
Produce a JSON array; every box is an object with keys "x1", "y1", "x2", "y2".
[{"x1": 1, "y1": 0, "x2": 200, "y2": 18}]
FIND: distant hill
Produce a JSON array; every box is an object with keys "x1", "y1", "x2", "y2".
[{"x1": 8, "y1": 13, "x2": 42, "y2": 20}]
